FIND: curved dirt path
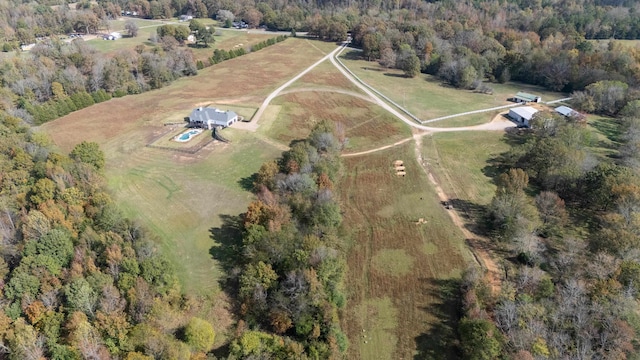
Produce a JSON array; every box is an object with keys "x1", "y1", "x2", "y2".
[
  {"x1": 342, "y1": 137, "x2": 413, "y2": 157},
  {"x1": 251, "y1": 44, "x2": 347, "y2": 125}
]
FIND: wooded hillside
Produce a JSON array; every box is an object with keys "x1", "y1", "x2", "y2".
[{"x1": 0, "y1": 114, "x2": 215, "y2": 359}]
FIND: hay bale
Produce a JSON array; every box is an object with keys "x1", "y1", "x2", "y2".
[
  {"x1": 393, "y1": 160, "x2": 404, "y2": 166},
  {"x1": 396, "y1": 171, "x2": 406, "y2": 177},
  {"x1": 395, "y1": 165, "x2": 405, "y2": 171}
]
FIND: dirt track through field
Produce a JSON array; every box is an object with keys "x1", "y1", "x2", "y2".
[{"x1": 413, "y1": 134, "x2": 501, "y2": 294}]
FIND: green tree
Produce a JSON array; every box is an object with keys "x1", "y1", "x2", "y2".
[
  {"x1": 184, "y1": 317, "x2": 215, "y2": 352},
  {"x1": 65, "y1": 278, "x2": 97, "y2": 316},
  {"x1": 70, "y1": 141, "x2": 105, "y2": 171},
  {"x1": 459, "y1": 318, "x2": 503, "y2": 360},
  {"x1": 29, "y1": 178, "x2": 56, "y2": 206},
  {"x1": 190, "y1": 20, "x2": 214, "y2": 47}
]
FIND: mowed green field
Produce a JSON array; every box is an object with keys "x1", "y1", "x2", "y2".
[
  {"x1": 425, "y1": 110, "x2": 504, "y2": 128},
  {"x1": 340, "y1": 142, "x2": 473, "y2": 359},
  {"x1": 422, "y1": 131, "x2": 511, "y2": 207},
  {"x1": 339, "y1": 49, "x2": 568, "y2": 121},
  {"x1": 40, "y1": 38, "x2": 333, "y2": 294}
]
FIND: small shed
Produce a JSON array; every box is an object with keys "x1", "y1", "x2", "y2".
[
  {"x1": 508, "y1": 106, "x2": 538, "y2": 126},
  {"x1": 513, "y1": 92, "x2": 541, "y2": 103},
  {"x1": 555, "y1": 106, "x2": 578, "y2": 117}
]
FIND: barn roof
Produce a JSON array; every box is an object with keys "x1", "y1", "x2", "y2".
[
  {"x1": 510, "y1": 106, "x2": 538, "y2": 121},
  {"x1": 515, "y1": 92, "x2": 540, "y2": 102},
  {"x1": 554, "y1": 105, "x2": 578, "y2": 117}
]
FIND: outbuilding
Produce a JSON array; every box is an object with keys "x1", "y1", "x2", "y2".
[
  {"x1": 508, "y1": 106, "x2": 538, "y2": 126},
  {"x1": 512, "y1": 92, "x2": 541, "y2": 103},
  {"x1": 188, "y1": 107, "x2": 239, "y2": 129},
  {"x1": 555, "y1": 105, "x2": 578, "y2": 117}
]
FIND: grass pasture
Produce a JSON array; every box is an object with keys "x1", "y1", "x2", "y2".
[
  {"x1": 426, "y1": 110, "x2": 503, "y2": 128},
  {"x1": 422, "y1": 131, "x2": 511, "y2": 208},
  {"x1": 268, "y1": 91, "x2": 411, "y2": 151},
  {"x1": 287, "y1": 58, "x2": 362, "y2": 93},
  {"x1": 340, "y1": 142, "x2": 472, "y2": 359},
  {"x1": 40, "y1": 38, "x2": 330, "y2": 294},
  {"x1": 339, "y1": 49, "x2": 568, "y2": 122}
]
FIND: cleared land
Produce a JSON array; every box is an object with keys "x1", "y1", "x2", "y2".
[
  {"x1": 422, "y1": 131, "x2": 510, "y2": 207},
  {"x1": 40, "y1": 38, "x2": 332, "y2": 294},
  {"x1": 267, "y1": 91, "x2": 411, "y2": 151},
  {"x1": 338, "y1": 49, "x2": 568, "y2": 121},
  {"x1": 86, "y1": 18, "x2": 275, "y2": 62},
  {"x1": 340, "y1": 142, "x2": 473, "y2": 360},
  {"x1": 286, "y1": 58, "x2": 363, "y2": 93}
]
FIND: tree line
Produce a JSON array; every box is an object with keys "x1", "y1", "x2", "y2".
[
  {"x1": 0, "y1": 113, "x2": 217, "y2": 359},
  {"x1": 225, "y1": 121, "x2": 348, "y2": 358},
  {"x1": 456, "y1": 97, "x2": 640, "y2": 358}
]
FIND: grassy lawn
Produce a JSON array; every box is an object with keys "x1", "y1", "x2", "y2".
[
  {"x1": 586, "y1": 114, "x2": 621, "y2": 159},
  {"x1": 267, "y1": 91, "x2": 411, "y2": 151},
  {"x1": 422, "y1": 131, "x2": 510, "y2": 208},
  {"x1": 426, "y1": 110, "x2": 503, "y2": 128},
  {"x1": 107, "y1": 131, "x2": 283, "y2": 294},
  {"x1": 340, "y1": 142, "x2": 472, "y2": 359},
  {"x1": 339, "y1": 49, "x2": 568, "y2": 121},
  {"x1": 40, "y1": 38, "x2": 330, "y2": 295}
]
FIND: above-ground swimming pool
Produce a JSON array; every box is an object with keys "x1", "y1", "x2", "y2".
[{"x1": 174, "y1": 129, "x2": 203, "y2": 142}]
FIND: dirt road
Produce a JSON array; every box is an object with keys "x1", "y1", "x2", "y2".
[{"x1": 413, "y1": 133, "x2": 501, "y2": 294}]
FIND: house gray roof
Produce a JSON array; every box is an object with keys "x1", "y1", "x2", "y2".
[{"x1": 189, "y1": 107, "x2": 237, "y2": 124}]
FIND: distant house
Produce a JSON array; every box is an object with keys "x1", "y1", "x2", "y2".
[
  {"x1": 508, "y1": 106, "x2": 538, "y2": 126},
  {"x1": 179, "y1": 15, "x2": 193, "y2": 22},
  {"x1": 188, "y1": 107, "x2": 238, "y2": 129},
  {"x1": 104, "y1": 32, "x2": 122, "y2": 40},
  {"x1": 512, "y1": 92, "x2": 541, "y2": 103}
]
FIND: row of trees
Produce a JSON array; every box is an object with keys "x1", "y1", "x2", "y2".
[
  {"x1": 227, "y1": 121, "x2": 348, "y2": 358},
  {"x1": 0, "y1": 113, "x2": 217, "y2": 358},
  {"x1": 211, "y1": 35, "x2": 287, "y2": 64}
]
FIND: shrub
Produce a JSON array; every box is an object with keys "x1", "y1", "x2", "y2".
[{"x1": 184, "y1": 317, "x2": 215, "y2": 352}]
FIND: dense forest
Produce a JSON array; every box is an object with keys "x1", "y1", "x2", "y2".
[
  {"x1": 0, "y1": 0, "x2": 639, "y2": 357},
  {"x1": 227, "y1": 121, "x2": 347, "y2": 358},
  {"x1": 0, "y1": 115, "x2": 217, "y2": 359}
]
